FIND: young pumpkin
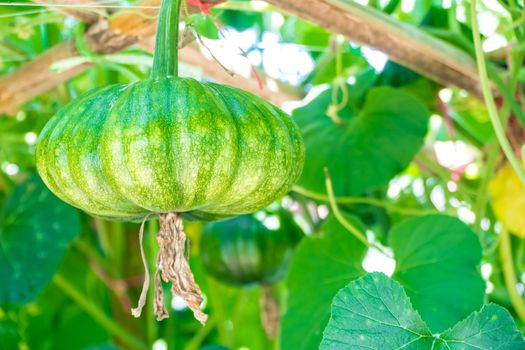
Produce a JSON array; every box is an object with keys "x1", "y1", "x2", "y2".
[
  {"x1": 200, "y1": 211, "x2": 302, "y2": 286},
  {"x1": 35, "y1": 0, "x2": 304, "y2": 324},
  {"x1": 200, "y1": 210, "x2": 302, "y2": 336}
]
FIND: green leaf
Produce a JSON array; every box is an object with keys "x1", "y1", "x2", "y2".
[
  {"x1": 191, "y1": 14, "x2": 220, "y2": 39},
  {"x1": 320, "y1": 273, "x2": 525, "y2": 350},
  {"x1": 0, "y1": 315, "x2": 19, "y2": 350},
  {"x1": 219, "y1": 10, "x2": 263, "y2": 33},
  {"x1": 390, "y1": 215, "x2": 485, "y2": 332},
  {"x1": 281, "y1": 17, "x2": 331, "y2": 47},
  {"x1": 320, "y1": 273, "x2": 434, "y2": 349},
  {"x1": 437, "y1": 304, "x2": 525, "y2": 349},
  {"x1": 53, "y1": 306, "x2": 111, "y2": 350},
  {"x1": 281, "y1": 215, "x2": 367, "y2": 350},
  {"x1": 295, "y1": 85, "x2": 428, "y2": 196},
  {"x1": 0, "y1": 177, "x2": 81, "y2": 304},
  {"x1": 82, "y1": 345, "x2": 121, "y2": 350},
  {"x1": 306, "y1": 49, "x2": 369, "y2": 86}
]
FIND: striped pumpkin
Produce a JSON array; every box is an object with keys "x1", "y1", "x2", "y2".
[
  {"x1": 200, "y1": 212, "x2": 302, "y2": 286},
  {"x1": 36, "y1": 78, "x2": 304, "y2": 221}
]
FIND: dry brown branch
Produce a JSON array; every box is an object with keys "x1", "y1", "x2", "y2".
[
  {"x1": 0, "y1": 0, "x2": 229, "y2": 115},
  {"x1": 266, "y1": 0, "x2": 483, "y2": 98},
  {"x1": 1, "y1": 0, "x2": 487, "y2": 115}
]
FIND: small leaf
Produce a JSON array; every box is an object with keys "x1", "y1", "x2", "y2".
[
  {"x1": 191, "y1": 14, "x2": 220, "y2": 39},
  {"x1": 281, "y1": 215, "x2": 367, "y2": 350},
  {"x1": 0, "y1": 177, "x2": 81, "y2": 304},
  {"x1": 320, "y1": 273, "x2": 434, "y2": 349},
  {"x1": 390, "y1": 215, "x2": 485, "y2": 332}
]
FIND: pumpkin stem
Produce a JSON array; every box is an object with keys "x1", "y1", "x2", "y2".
[
  {"x1": 130, "y1": 213, "x2": 207, "y2": 324},
  {"x1": 151, "y1": 0, "x2": 183, "y2": 78},
  {"x1": 260, "y1": 284, "x2": 280, "y2": 338},
  {"x1": 156, "y1": 213, "x2": 208, "y2": 324}
]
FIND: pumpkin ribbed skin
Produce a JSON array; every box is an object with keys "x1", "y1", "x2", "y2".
[
  {"x1": 36, "y1": 78, "x2": 304, "y2": 221},
  {"x1": 200, "y1": 213, "x2": 302, "y2": 286}
]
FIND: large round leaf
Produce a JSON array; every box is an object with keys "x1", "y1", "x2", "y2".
[
  {"x1": 0, "y1": 177, "x2": 81, "y2": 304},
  {"x1": 390, "y1": 215, "x2": 485, "y2": 332},
  {"x1": 294, "y1": 85, "x2": 429, "y2": 196},
  {"x1": 321, "y1": 273, "x2": 433, "y2": 349},
  {"x1": 320, "y1": 273, "x2": 525, "y2": 350},
  {"x1": 281, "y1": 215, "x2": 367, "y2": 350}
]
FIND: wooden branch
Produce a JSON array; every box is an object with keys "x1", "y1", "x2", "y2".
[
  {"x1": 0, "y1": 0, "x2": 230, "y2": 115},
  {"x1": 267, "y1": 0, "x2": 483, "y2": 98},
  {"x1": 1, "y1": 0, "x2": 487, "y2": 114},
  {"x1": 0, "y1": 41, "x2": 91, "y2": 115}
]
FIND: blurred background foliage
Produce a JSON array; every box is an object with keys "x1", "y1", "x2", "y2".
[{"x1": 1, "y1": 0, "x2": 525, "y2": 349}]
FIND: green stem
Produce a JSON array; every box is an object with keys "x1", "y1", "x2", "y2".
[
  {"x1": 94, "y1": 218, "x2": 111, "y2": 256},
  {"x1": 206, "y1": 277, "x2": 230, "y2": 345},
  {"x1": 499, "y1": 229, "x2": 525, "y2": 323},
  {"x1": 53, "y1": 274, "x2": 147, "y2": 350},
  {"x1": 516, "y1": 238, "x2": 525, "y2": 274},
  {"x1": 470, "y1": 0, "x2": 525, "y2": 186},
  {"x1": 231, "y1": 289, "x2": 249, "y2": 327},
  {"x1": 292, "y1": 186, "x2": 438, "y2": 216},
  {"x1": 151, "y1": 0, "x2": 182, "y2": 78},
  {"x1": 0, "y1": 171, "x2": 15, "y2": 194},
  {"x1": 110, "y1": 221, "x2": 125, "y2": 278},
  {"x1": 146, "y1": 219, "x2": 159, "y2": 347},
  {"x1": 73, "y1": 239, "x2": 111, "y2": 273},
  {"x1": 474, "y1": 143, "x2": 499, "y2": 233},
  {"x1": 183, "y1": 317, "x2": 217, "y2": 350},
  {"x1": 416, "y1": 153, "x2": 471, "y2": 204},
  {"x1": 324, "y1": 168, "x2": 391, "y2": 257}
]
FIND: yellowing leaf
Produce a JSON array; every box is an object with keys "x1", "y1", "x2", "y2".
[{"x1": 490, "y1": 163, "x2": 525, "y2": 237}]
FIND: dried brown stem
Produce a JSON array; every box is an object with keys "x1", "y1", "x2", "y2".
[
  {"x1": 260, "y1": 284, "x2": 280, "y2": 338},
  {"x1": 154, "y1": 260, "x2": 169, "y2": 320},
  {"x1": 156, "y1": 213, "x2": 207, "y2": 324},
  {"x1": 1, "y1": 0, "x2": 488, "y2": 114},
  {"x1": 129, "y1": 212, "x2": 206, "y2": 324}
]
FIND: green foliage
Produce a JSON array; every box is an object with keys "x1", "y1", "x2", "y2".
[
  {"x1": 281, "y1": 17, "x2": 331, "y2": 48},
  {"x1": 321, "y1": 273, "x2": 525, "y2": 350},
  {"x1": 391, "y1": 215, "x2": 485, "y2": 332},
  {"x1": 281, "y1": 215, "x2": 367, "y2": 350},
  {"x1": 191, "y1": 14, "x2": 220, "y2": 39},
  {"x1": 0, "y1": 176, "x2": 80, "y2": 304},
  {"x1": 1, "y1": 0, "x2": 525, "y2": 348},
  {"x1": 295, "y1": 83, "x2": 429, "y2": 196}
]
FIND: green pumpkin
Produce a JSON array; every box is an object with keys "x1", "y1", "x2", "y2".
[
  {"x1": 200, "y1": 211, "x2": 302, "y2": 286},
  {"x1": 34, "y1": 0, "x2": 304, "y2": 324},
  {"x1": 36, "y1": 80, "x2": 304, "y2": 221},
  {"x1": 35, "y1": 5, "x2": 304, "y2": 222}
]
